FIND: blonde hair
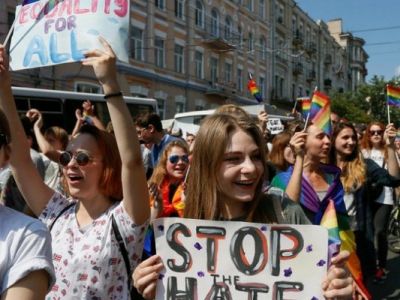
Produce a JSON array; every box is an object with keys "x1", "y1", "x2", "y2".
[{"x1": 184, "y1": 113, "x2": 278, "y2": 223}]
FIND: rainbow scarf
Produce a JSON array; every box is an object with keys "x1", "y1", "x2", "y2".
[
  {"x1": 387, "y1": 84, "x2": 400, "y2": 108},
  {"x1": 271, "y1": 164, "x2": 371, "y2": 299},
  {"x1": 247, "y1": 79, "x2": 263, "y2": 103},
  {"x1": 310, "y1": 91, "x2": 332, "y2": 135}
]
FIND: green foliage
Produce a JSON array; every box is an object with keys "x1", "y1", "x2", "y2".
[{"x1": 330, "y1": 75, "x2": 400, "y2": 127}]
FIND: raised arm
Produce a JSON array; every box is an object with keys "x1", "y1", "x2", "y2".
[
  {"x1": 0, "y1": 45, "x2": 54, "y2": 216},
  {"x1": 284, "y1": 132, "x2": 307, "y2": 202},
  {"x1": 82, "y1": 37, "x2": 149, "y2": 225},
  {"x1": 385, "y1": 123, "x2": 400, "y2": 178}
]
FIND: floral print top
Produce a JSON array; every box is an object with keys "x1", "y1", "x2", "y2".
[{"x1": 40, "y1": 192, "x2": 148, "y2": 300}]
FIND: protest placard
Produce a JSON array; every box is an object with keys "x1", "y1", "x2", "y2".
[
  {"x1": 9, "y1": 0, "x2": 130, "y2": 70},
  {"x1": 154, "y1": 217, "x2": 329, "y2": 299}
]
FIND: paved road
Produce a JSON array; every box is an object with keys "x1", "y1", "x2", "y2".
[{"x1": 367, "y1": 250, "x2": 400, "y2": 300}]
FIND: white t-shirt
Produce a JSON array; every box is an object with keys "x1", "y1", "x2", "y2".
[
  {"x1": 39, "y1": 193, "x2": 148, "y2": 300},
  {"x1": 362, "y1": 148, "x2": 394, "y2": 205},
  {"x1": 0, "y1": 205, "x2": 55, "y2": 294}
]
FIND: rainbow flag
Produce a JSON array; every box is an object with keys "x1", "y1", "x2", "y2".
[
  {"x1": 310, "y1": 91, "x2": 332, "y2": 135},
  {"x1": 387, "y1": 85, "x2": 400, "y2": 108},
  {"x1": 247, "y1": 79, "x2": 263, "y2": 103},
  {"x1": 298, "y1": 97, "x2": 311, "y2": 119}
]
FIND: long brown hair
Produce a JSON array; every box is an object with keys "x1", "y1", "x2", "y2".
[
  {"x1": 184, "y1": 113, "x2": 278, "y2": 223},
  {"x1": 329, "y1": 122, "x2": 366, "y2": 192},
  {"x1": 148, "y1": 140, "x2": 189, "y2": 186},
  {"x1": 268, "y1": 131, "x2": 292, "y2": 172}
]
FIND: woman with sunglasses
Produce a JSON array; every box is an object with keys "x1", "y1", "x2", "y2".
[
  {"x1": 360, "y1": 121, "x2": 400, "y2": 282},
  {"x1": 148, "y1": 140, "x2": 189, "y2": 220},
  {"x1": 329, "y1": 122, "x2": 400, "y2": 284},
  {"x1": 0, "y1": 40, "x2": 149, "y2": 299},
  {"x1": 0, "y1": 108, "x2": 55, "y2": 297},
  {"x1": 133, "y1": 113, "x2": 353, "y2": 300}
]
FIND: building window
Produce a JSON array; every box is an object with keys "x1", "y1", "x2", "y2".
[
  {"x1": 155, "y1": 0, "x2": 165, "y2": 10},
  {"x1": 154, "y1": 37, "x2": 165, "y2": 68},
  {"x1": 259, "y1": 76, "x2": 265, "y2": 97},
  {"x1": 175, "y1": 0, "x2": 185, "y2": 20},
  {"x1": 195, "y1": 1, "x2": 204, "y2": 28},
  {"x1": 210, "y1": 57, "x2": 218, "y2": 83},
  {"x1": 156, "y1": 99, "x2": 165, "y2": 119},
  {"x1": 174, "y1": 44, "x2": 184, "y2": 73},
  {"x1": 247, "y1": 0, "x2": 254, "y2": 11},
  {"x1": 279, "y1": 78, "x2": 284, "y2": 98},
  {"x1": 131, "y1": 26, "x2": 144, "y2": 61},
  {"x1": 75, "y1": 82, "x2": 101, "y2": 94},
  {"x1": 238, "y1": 26, "x2": 243, "y2": 46},
  {"x1": 211, "y1": 8, "x2": 219, "y2": 37},
  {"x1": 259, "y1": 36, "x2": 266, "y2": 60},
  {"x1": 237, "y1": 68, "x2": 243, "y2": 92},
  {"x1": 224, "y1": 62, "x2": 232, "y2": 83},
  {"x1": 248, "y1": 32, "x2": 254, "y2": 51},
  {"x1": 277, "y1": 4, "x2": 284, "y2": 24},
  {"x1": 195, "y1": 51, "x2": 203, "y2": 79},
  {"x1": 224, "y1": 16, "x2": 233, "y2": 40},
  {"x1": 175, "y1": 97, "x2": 186, "y2": 113},
  {"x1": 259, "y1": 0, "x2": 265, "y2": 18}
]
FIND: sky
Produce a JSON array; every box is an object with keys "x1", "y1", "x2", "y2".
[{"x1": 295, "y1": 0, "x2": 400, "y2": 82}]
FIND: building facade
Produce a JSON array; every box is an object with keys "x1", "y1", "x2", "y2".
[{"x1": 1, "y1": 0, "x2": 368, "y2": 119}]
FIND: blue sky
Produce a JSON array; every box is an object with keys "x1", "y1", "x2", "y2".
[{"x1": 296, "y1": 0, "x2": 400, "y2": 82}]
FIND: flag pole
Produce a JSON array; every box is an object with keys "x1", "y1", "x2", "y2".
[
  {"x1": 387, "y1": 103, "x2": 391, "y2": 124},
  {"x1": 303, "y1": 112, "x2": 311, "y2": 130},
  {"x1": 3, "y1": 19, "x2": 16, "y2": 46},
  {"x1": 292, "y1": 98, "x2": 298, "y2": 114}
]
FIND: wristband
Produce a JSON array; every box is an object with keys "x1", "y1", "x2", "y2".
[{"x1": 104, "y1": 91, "x2": 123, "y2": 99}]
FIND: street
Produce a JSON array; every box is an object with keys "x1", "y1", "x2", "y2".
[{"x1": 368, "y1": 250, "x2": 400, "y2": 300}]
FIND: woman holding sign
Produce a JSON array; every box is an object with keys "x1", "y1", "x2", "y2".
[
  {"x1": 0, "y1": 41, "x2": 149, "y2": 299},
  {"x1": 133, "y1": 113, "x2": 353, "y2": 299}
]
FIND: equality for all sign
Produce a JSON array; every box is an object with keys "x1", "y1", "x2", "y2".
[
  {"x1": 10, "y1": 0, "x2": 130, "y2": 70},
  {"x1": 154, "y1": 218, "x2": 329, "y2": 300}
]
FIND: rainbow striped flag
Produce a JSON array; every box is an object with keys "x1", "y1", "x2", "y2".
[
  {"x1": 310, "y1": 91, "x2": 332, "y2": 135},
  {"x1": 247, "y1": 79, "x2": 263, "y2": 103},
  {"x1": 298, "y1": 97, "x2": 311, "y2": 119},
  {"x1": 387, "y1": 85, "x2": 400, "y2": 108}
]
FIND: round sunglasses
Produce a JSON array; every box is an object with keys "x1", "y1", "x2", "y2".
[
  {"x1": 168, "y1": 154, "x2": 189, "y2": 164},
  {"x1": 59, "y1": 151, "x2": 93, "y2": 167}
]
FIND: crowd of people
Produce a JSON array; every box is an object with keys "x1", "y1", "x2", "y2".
[{"x1": 0, "y1": 39, "x2": 399, "y2": 300}]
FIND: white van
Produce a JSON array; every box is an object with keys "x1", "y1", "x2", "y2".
[{"x1": 169, "y1": 104, "x2": 294, "y2": 137}]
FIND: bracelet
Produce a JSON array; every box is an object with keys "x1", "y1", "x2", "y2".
[{"x1": 104, "y1": 91, "x2": 123, "y2": 99}]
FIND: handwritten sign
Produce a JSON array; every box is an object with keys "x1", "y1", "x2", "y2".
[
  {"x1": 267, "y1": 118, "x2": 284, "y2": 135},
  {"x1": 154, "y1": 218, "x2": 328, "y2": 299},
  {"x1": 10, "y1": 0, "x2": 130, "y2": 70}
]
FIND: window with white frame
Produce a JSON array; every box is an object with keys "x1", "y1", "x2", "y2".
[
  {"x1": 174, "y1": 44, "x2": 184, "y2": 73},
  {"x1": 195, "y1": 99, "x2": 205, "y2": 111},
  {"x1": 259, "y1": 0, "x2": 265, "y2": 18},
  {"x1": 211, "y1": 8, "x2": 219, "y2": 37},
  {"x1": 237, "y1": 68, "x2": 243, "y2": 92},
  {"x1": 131, "y1": 26, "x2": 143, "y2": 61},
  {"x1": 248, "y1": 32, "x2": 254, "y2": 51},
  {"x1": 154, "y1": 37, "x2": 165, "y2": 68},
  {"x1": 75, "y1": 82, "x2": 101, "y2": 94},
  {"x1": 175, "y1": 0, "x2": 185, "y2": 20},
  {"x1": 156, "y1": 99, "x2": 165, "y2": 119},
  {"x1": 195, "y1": 1, "x2": 204, "y2": 28},
  {"x1": 155, "y1": 0, "x2": 165, "y2": 10},
  {"x1": 175, "y1": 96, "x2": 186, "y2": 113},
  {"x1": 259, "y1": 36, "x2": 266, "y2": 60},
  {"x1": 224, "y1": 16, "x2": 233, "y2": 40},
  {"x1": 210, "y1": 57, "x2": 218, "y2": 83},
  {"x1": 195, "y1": 51, "x2": 203, "y2": 79},
  {"x1": 224, "y1": 62, "x2": 232, "y2": 83},
  {"x1": 238, "y1": 25, "x2": 243, "y2": 46},
  {"x1": 247, "y1": 0, "x2": 254, "y2": 11}
]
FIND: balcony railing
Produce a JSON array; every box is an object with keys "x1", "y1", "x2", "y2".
[
  {"x1": 305, "y1": 42, "x2": 317, "y2": 55},
  {"x1": 293, "y1": 62, "x2": 303, "y2": 75},
  {"x1": 292, "y1": 30, "x2": 304, "y2": 46},
  {"x1": 205, "y1": 80, "x2": 236, "y2": 97},
  {"x1": 306, "y1": 70, "x2": 316, "y2": 82},
  {"x1": 199, "y1": 19, "x2": 240, "y2": 51}
]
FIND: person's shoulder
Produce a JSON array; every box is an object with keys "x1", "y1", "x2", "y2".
[{"x1": 0, "y1": 205, "x2": 47, "y2": 233}]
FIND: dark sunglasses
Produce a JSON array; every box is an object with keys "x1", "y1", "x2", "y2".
[
  {"x1": 370, "y1": 130, "x2": 383, "y2": 136},
  {"x1": 59, "y1": 151, "x2": 93, "y2": 167},
  {"x1": 168, "y1": 154, "x2": 189, "y2": 164},
  {"x1": 0, "y1": 133, "x2": 9, "y2": 148}
]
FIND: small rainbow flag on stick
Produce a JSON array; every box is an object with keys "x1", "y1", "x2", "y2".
[
  {"x1": 310, "y1": 91, "x2": 332, "y2": 135},
  {"x1": 298, "y1": 97, "x2": 311, "y2": 120},
  {"x1": 387, "y1": 85, "x2": 400, "y2": 108},
  {"x1": 247, "y1": 75, "x2": 263, "y2": 103}
]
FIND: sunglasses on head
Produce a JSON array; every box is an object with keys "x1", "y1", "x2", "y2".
[
  {"x1": 0, "y1": 133, "x2": 9, "y2": 148},
  {"x1": 168, "y1": 154, "x2": 189, "y2": 164},
  {"x1": 59, "y1": 151, "x2": 93, "y2": 167},
  {"x1": 370, "y1": 130, "x2": 383, "y2": 136}
]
